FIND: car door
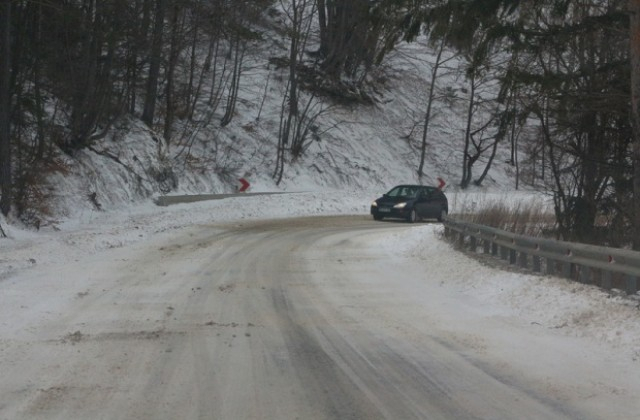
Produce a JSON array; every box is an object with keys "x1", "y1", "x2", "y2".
[
  {"x1": 430, "y1": 189, "x2": 447, "y2": 218},
  {"x1": 413, "y1": 188, "x2": 428, "y2": 218},
  {"x1": 420, "y1": 187, "x2": 441, "y2": 219}
]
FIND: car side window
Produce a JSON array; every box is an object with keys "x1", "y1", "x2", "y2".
[
  {"x1": 388, "y1": 187, "x2": 400, "y2": 197},
  {"x1": 403, "y1": 187, "x2": 416, "y2": 197}
]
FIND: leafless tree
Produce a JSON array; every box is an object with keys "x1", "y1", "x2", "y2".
[
  {"x1": 630, "y1": 0, "x2": 640, "y2": 248},
  {"x1": 417, "y1": 35, "x2": 458, "y2": 178},
  {"x1": 274, "y1": 0, "x2": 317, "y2": 184},
  {"x1": 142, "y1": 0, "x2": 167, "y2": 129},
  {"x1": 0, "y1": 0, "x2": 11, "y2": 216}
]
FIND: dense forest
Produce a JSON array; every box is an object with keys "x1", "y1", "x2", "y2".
[{"x1": 2, "y1": 0, "x2": 640, "y2": 248}]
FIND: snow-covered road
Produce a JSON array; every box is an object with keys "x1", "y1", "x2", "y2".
[{"x1": 1, "y1": 214, "x2": 639, "y2": 419}]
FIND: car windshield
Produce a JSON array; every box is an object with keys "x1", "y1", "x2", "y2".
[{"x1": 387, "y1": 186, "x2": 418, "y2": 198}]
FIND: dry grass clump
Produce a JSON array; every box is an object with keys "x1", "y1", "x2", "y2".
[{"x1": 448, "y1": 192, "x2": 556, "y2": 237}]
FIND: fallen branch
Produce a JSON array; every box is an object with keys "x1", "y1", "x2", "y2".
[{"x1": 0, "y1": 222, "x2": 6, "y2": 238}]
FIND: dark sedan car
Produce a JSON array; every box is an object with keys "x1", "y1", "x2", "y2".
[{"x1": 370, "y1": 184, "x2": 448, "y2": 223}]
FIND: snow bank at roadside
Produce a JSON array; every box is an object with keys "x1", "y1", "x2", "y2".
[{"x1": 375, "y1": 223, "x2": 640, "y2": 363}]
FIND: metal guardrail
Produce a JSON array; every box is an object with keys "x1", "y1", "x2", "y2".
[
  {"x1": 154, "y1": 192, "x2": 294, "y2": 206},
  {"x1": 442, "y1": 216, "x2": 640, "y2": 295}
]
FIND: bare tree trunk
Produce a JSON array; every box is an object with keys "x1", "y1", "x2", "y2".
[
  {"x1": 164, "y1": 3, "x2": 181, "y2": 143},
  {"x1": 220, "y1": 36, "x2": 245, "y2": 127},
  {"x1": 460, "y1": 73, "x2": 476, "y2": 189},
  {"x1": 142, "y1": 0, "x2": 166, "y2": 128},
  {"x1": 274, "y1": 0, "x2": 318, "y2": 183},
  {"x1": 317, "y1": 0, "x2": 328, "y2": 56},
  {"x1": 474, "y1": 138, "x2": 499, "y2": 187},
  {"x1": 32, "y1": 3, "x2": 46, "y2": 160},
  {"x1": 274, "y1": 0, "x2": 303, "y2": 184},
  {"x1": 256, "y1": 68, "x2": 270, "y2": 121},
  {"x1": 68, "y1": 0, "x2": 101, "y2": 150},
  {"x1": 189, "y1": 31, "x2": 215, "y2": 120},
  {"x1": 536, "y1": 108, "x2": 570, "y2": 239},
  {"x1": 418, "y1": 37, "x2": 446, "y2": 178},
  {"x1": 273, "y1": 84, "x2": 290, "y2": 184},
  {"x1": 128, "y1": 0, "x2": 152, "y2": 114},
  {"x1": 185, "y1": 16, "x2": 198, "y2": 118},
  {"x1": 630, "y1": 0, "x2": 640, "y2": 249},
  {"x1": 0, "y1": 0, "x2": 12, "y2": 216},
  {"x1": 208, "y1": 32, "x2": 224, "y2": 106},
  {"x1": 513, "y1": 113, "x2": 519, "y2": 189}
]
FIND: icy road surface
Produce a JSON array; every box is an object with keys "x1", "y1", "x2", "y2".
[{"x1": 1, "y1": 216, "x2": 638, "y2": 419}]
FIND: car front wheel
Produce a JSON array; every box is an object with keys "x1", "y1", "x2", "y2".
[
  {"x1": 373, "y1": 214, "x2": 384, "y2": 221},
  {"x1": 407, "y1": 209, "x2": 417, "y2": 223}
]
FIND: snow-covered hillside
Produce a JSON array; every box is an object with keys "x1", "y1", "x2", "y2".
[{"x1": 32, "y1": 20, "x2": 516, "y2": 222}]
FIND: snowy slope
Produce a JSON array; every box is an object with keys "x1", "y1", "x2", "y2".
[{"x1": 27, "y1": 24, "x2": 515, "y2": 222}]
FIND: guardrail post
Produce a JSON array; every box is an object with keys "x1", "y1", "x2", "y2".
[
  {"x1": 518, "y1": 252, "x2": 528, "y2": 269},
  {"x1": 483, "y1": 239, "x2": 490, "y2": 254},
  {"x1": 470, "y1": 235, "x2": 477, "y2": 252},
  {"x1": 500, "y1": 245, "x2": 508, "y2": 260},
  {"x1": 602, "y1": 270, "x2": 612, "y2": 290},
  {"x1": 578, "y1": 266, "x2": 590, "y2": 284},
  {"x1": 509, "y1": 249, "x2": 517, "y2": 265},
  {"x1": 457, "y1": 232, "x2": 465, "y2": 248},
  {"x1": 491, "y1": 242, "x2": 498, "y2": 256},
  {"x1": 546, "y1": 258, "x2": 556, "y2": 275},
  {"x1": 627, "y1": 276, "x2": 638, "y2": 294},
  {"x1": 532, "y1": 255, "x2": 541, "y2": 273},
  {"x1": 562, "y1": 261, "x2": 572, "y2": 279}
]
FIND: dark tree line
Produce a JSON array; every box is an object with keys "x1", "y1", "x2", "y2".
[
  {"x1": 403, "y1": 0, "x2": 640, "y2": 247},
  {"x1": 0, "y1": 0, "x2": 272, "y2": 222},
  {"x1": 0, "y1": 0, "x2": 416, "y2": 222},
  {"x1": 316, "y1": 0, "x2": 406, "y2": 82},
  {"x1": 1, "y1": 0, "x2": 11, "y2": 217}
]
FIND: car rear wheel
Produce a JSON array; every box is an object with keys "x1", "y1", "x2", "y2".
[
  {"x1": 437, "y1": 208, "x2": 448, "y2": 222},
  {"x1": 407, "y1": 209, "x2": 417, "y2": 223}
]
